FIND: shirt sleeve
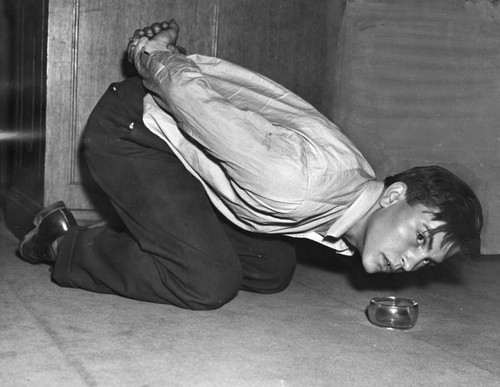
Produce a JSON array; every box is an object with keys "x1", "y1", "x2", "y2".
[
  {"x1": 132, "y1": 38, "x2": 312, "y2": 213},
  {"x1": 133, "y1": 38, "x2": 376, "y2": 233}
]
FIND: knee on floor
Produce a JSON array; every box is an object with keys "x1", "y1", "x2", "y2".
[
  {"x1": 185, "y1": 284, "x2": 240, "y2": 311},
  {"x1": 249, "y1": 264, "x2": 296, "y2": 294},
  {"x1": 182, "y1": 268, "x2": 243, "y2": 311},
  {"x1": 241, "y1": 248, "x2": 297, "y2": 294}
]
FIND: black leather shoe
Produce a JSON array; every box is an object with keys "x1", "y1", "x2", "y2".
[{"x1": 19, "y1": 201, "x2": 77, "y2": 264}]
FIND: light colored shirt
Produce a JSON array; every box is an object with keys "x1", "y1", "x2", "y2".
[{"x1": 131, "y1": 38, "x2": 384, "y2": 254}]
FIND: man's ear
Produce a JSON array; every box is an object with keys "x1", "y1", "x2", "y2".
[{"x1": 379, "y1": 182, "x2": 407, "y2": 208}]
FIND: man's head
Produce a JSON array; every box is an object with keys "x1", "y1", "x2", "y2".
[{"x1": 358, "y1": 166, "x2": 483, "y2": 273}]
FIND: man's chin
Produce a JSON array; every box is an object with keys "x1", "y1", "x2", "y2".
[{"x1": 361, "y1": 257, "x2": 380, "y2": 274}]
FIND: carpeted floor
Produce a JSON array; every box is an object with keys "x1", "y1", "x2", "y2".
[{"x1": 1, "y1": 210, "x2": 499, "y2": 386}]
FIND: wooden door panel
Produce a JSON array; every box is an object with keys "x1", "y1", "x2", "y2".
[
  {"x1": 43, "y1": 0, "x2": 340, "y2": 224},
  {"x1": 44, "y1": 0, "x2": 219, "y2": 221}
]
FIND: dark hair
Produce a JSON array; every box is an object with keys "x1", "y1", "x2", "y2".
[{"x1": 384, "y1": 165, "x2": 483, "y2": 258}]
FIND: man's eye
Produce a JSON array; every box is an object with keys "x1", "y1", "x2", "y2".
[{"x1": 417, "y1": 232, "x2": 425, "y2": 244}]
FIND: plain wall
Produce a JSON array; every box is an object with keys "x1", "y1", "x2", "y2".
[{"x1": 334, "y1": 0, "x2": 500, "y2": 254}]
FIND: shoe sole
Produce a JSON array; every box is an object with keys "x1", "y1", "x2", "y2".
[{"x1": 19, "y1": 227, "x2": 43, "y2": 264}]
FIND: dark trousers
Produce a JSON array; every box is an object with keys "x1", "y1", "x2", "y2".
[{"x1": 52, "y1": 77, "x2": 296, "y2": 310}]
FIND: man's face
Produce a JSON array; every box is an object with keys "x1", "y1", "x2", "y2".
[{"x1": 360, "y1": 189, "x2": 450, "y2": 274}]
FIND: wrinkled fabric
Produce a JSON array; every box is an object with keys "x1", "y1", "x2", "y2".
[{"x1": 132, "y1": 38, "x2": 384, "y2": 254}]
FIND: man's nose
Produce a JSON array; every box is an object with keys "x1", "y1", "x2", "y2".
[{"x1": 402, "y1": 250, "x2": 426, "y2": 271}]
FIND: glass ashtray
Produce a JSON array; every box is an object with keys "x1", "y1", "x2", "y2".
[{"x1": 366, "y1": 296, "x2": 419, "y2": 330}]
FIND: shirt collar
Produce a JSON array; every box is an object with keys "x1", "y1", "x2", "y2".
[{"x1": 326, "y1": 180, "x2": 384, "y2": 238}]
